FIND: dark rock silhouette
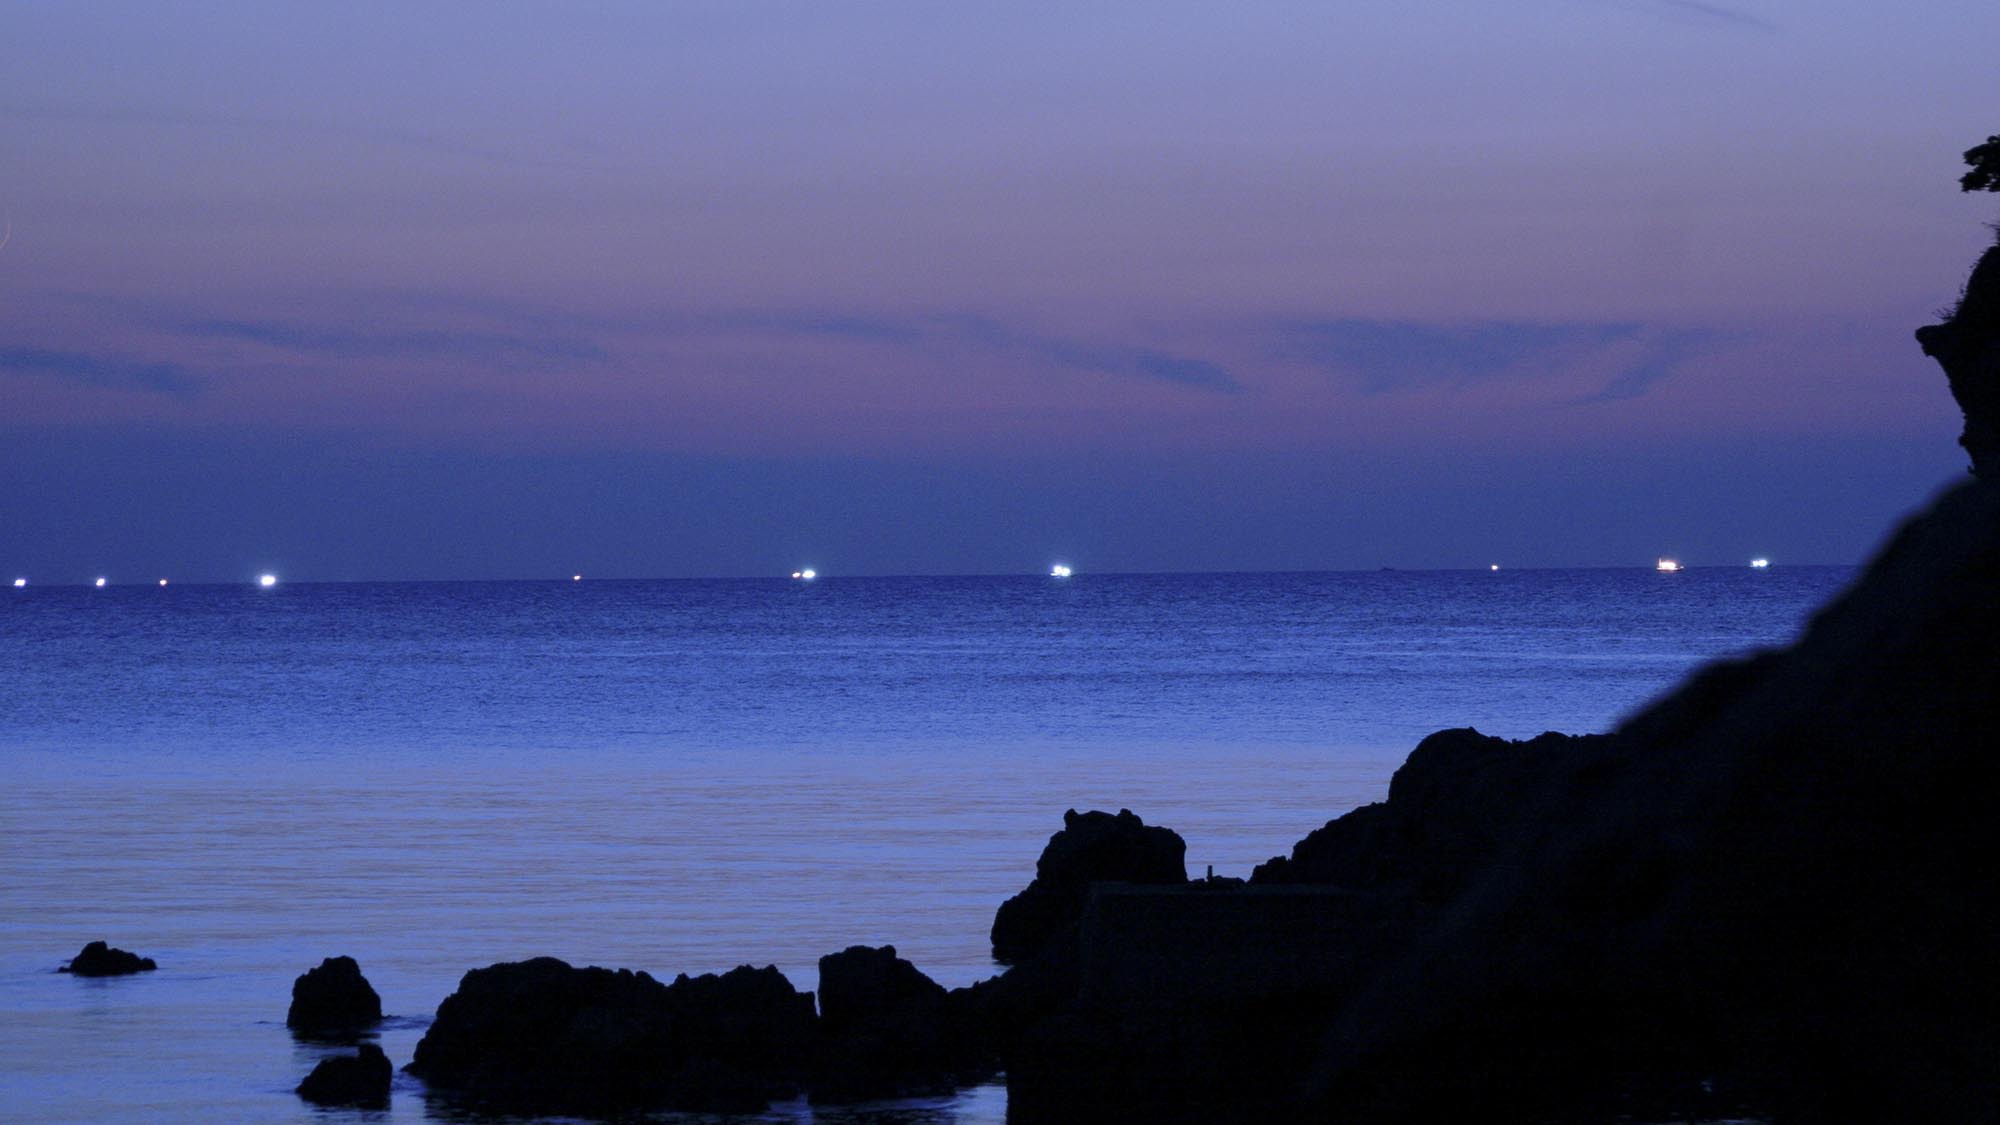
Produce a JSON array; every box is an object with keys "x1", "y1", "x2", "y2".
[
  {"x1": 1918, "y1": 231, "x2": 2000, "y2": 479},
  {"x1": 1251, "y1": 728, "x2": 1613, "y2": 898},
  {"x1": 990, "y1": 808, "x2": 1186, "y2": 966},
  {"x1": 1004, "y1": 481, "x2": 2000, "y2": 1122},
  {"x1": 405, "y1": 957, "x2": 815, "y2": 1115},
  {"x1": 286, "y1": 956, "x2": 382, "y2": 1037},
  {"x1": 1002, "y1": 229, "x2": 2000, "y2": 1121},
  {"x1": 811, "y1": 944, "x2": 990, "y2": 1102},
  {"x1": 58, "y1": 941, "x2": 156, "y2": 976},
  {"x1": 296, "y1": 1043, "x2": 391, "y2": 1108}
]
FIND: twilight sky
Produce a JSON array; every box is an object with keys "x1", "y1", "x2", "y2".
[{"x1": 3, "y1": 1, "x2": 1997, "y2": 580}]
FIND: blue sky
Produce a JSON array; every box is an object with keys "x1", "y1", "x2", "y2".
[{"x1": 2, "y1": 1, "x2": 1996, "y2": 578}]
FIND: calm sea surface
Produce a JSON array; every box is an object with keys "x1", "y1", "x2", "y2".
[{"x1": 0, "y1": 568, "x2": 1851, "y2": 1122}]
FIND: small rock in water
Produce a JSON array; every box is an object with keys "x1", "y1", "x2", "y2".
[
  {"x1": 297, "y1": 1043, "x2": 392, "y2": 1107},
  {"x1": 58, "y1": 941, "x2": 157, "y2": 976},
  {"x1": 287, "y1": 956, "x2": 383, "y2": 1036}
]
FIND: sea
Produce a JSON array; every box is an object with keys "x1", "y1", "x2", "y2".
[{"x1": 0, "y1": 566, "x2": 1853, "y2": 1123}]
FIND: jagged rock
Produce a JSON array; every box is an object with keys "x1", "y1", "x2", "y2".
[
  {"x1": 286, "y1": 956, "x2": 382, "y2": 1036},
  {"x1": 1917, "y1": 234, "x2": 2000, "y2": 478},
  {"x1": 1250, "y1": 729, "x2": 1611, "y2": 897},
  {"x1": 58, "y1": 941, "x2": 156, "y2": 976},
  {"x1": 296, "y1": 1043, "x2": 391, "y2": 1107},
  {"x1": 991, "y1": 809, "x2": 1186, "y2": 966},
  {"x1": 405, "y1": 957, "x2": 816, "y2": 1115},
  {"x1": 1296, "y1": 478, "x2": 2000, "y2": 1123},
  {"x1": 811, "y1": 944, "x2": 992, "y2": 1102}
]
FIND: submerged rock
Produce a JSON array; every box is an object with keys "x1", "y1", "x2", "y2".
[
  {"x1": 58, "y1": 941, "x2": 156, "y2": 976},
  {"x1": 406, "y1": 957, "x2": 816, "y2": 1115},
  {"x1": 286, "y1": 956, "x2": 382, "y2": 1037},
  {"x1": 991, "y1": 808, "x2": 1186, "y2": 966},
  {"x1": 812, "y1": 944, "x2": 988, "y2": 1102},
  {"x1": 296, "y1": 1043, "x2": 391, "y2": 1108}
]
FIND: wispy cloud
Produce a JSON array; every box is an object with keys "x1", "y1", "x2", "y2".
[
  {"x1": 0, "y1": 346, "x2": 202, "y2": 398},
  {"x1": 0, "y1": 101, "x2": 629, "y2": 173},
  {"x1": 1280, "y1": 319, "x2": 1712, "y2": 403},
  {"x1": 1596, "y1": 0, "x2": 1778, "y2": 33},
  {"x1": 1567, "y1": 329, "x2": 1713, "y2": 404},
  {"x1": 174, "y1": 318, "x2": 608, "y2": 368}
]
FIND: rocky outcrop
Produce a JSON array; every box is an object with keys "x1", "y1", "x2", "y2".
[
  {"x1": 286, "y1": 956, "x2": 381, "y2": 1037},
  {"x1": 1296, "y1": 479, "x2": 2000, "y2": 1123},
  {"x1": 1009, "y1": 475, "x2": 2000, "y2": 1122},
  {"x1": 1918, "y1": 233, "x2": 2000, "y2": 478},
  {"x1": 811, "y1": 944, "x2": 990, "y2": 1102},
  {"x1": 1004, "y1": 225, "x2": 2000, "y2": 1119},
  {"x1": 1251, "y1": 728, "x2": 1612, "y2": 897},
  {"x1": 991, "y1": 808, "x2": 1187, "y2": 966},
  {"x1": 58, "y1": 941, "x2": 156, "y2": 976},
  {"x1": 296, "y1": 1043, "x2": 392, "y2": 1108},
  {"x1": 406, "y1": 958, "x2": 816, "y2": 1115}
]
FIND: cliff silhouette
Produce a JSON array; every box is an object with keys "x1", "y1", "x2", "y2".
[{"x1": 996, "y1": 177, "x2": 2000, "y2": 1122}]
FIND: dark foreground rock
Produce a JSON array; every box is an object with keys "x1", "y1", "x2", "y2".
[
  {"x1": 58, "y1": 941, "x2": 156, "y2": 976},
  {"x1": 287, "y1": 956, "x2": 382, "y2": 1037},
  {"x1": 1005, "y1": 476, "x2": 2000, "y2": 1122},
  {"x1": 406, "y1": 957, "x2": 815, "y2": 1115},
  {"x1": 990, "y1": 808, "x2": 1186, "y2": 966},
  {"x1": 297, "y1": 1043, "x2": 391, "y2": 1108},
  {"x1": 812, "y1": 944, "x2": 990, "y2": 1102}
]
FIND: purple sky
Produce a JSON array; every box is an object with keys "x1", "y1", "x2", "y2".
[{"x1": 3, "y1": 1, "x2": 1997, "y2": 580}]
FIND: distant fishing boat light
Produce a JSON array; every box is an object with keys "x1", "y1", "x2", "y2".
[
  {"x1": 1656, "y1": 558, "x2": 1682, "y2": 573},
  {"x1": 10, "y1": 577, "x2": 23, "y2": 588},
  {"x1": 95, "y1": 577, "x2": 107, "y2": 588},
  {"x1": 1750, "y1": 557, "x2": 1771, "y2": 569},
  {"x1": 258, "y1": 573, "x2": 278, "y2": 587},
  {"x1": 158, "y1": 578, "x2": 169, "y2": 587},
  {"x1": 1489, "y1": 564, "x2": 1500, "y2": 572},
  {"x1": 572, "y1": 574, "x2": 582, "y2": 582},
  {"x1": 793, "y1": 568, "x2": 817, "y2": 581},
  {"x1": 1050, "y1": 564, "x2": 1073, "y2": 578}
]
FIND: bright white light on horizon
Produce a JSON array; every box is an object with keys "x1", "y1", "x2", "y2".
[
  {"x1": 1750, "y1": 557, "x2": 1770, "y2": 569},
  {"x1": 11, "y1": 578, "x2": 23, "y2": 588},
  {"x1": 799, "y1": 568, "x2": 817, "y2": 581},
  {"x1": 1489, "y1": 564, "x2": 1500, "y2": 571},
  {"x1": 159, "y1": 578, "x2": 168, "y2": 587},
  {"x1": 258, "y1": 573, "x2": 278, "y2": 587},
  {"x1": 1050, "y1": 564, "x2": 1073, "y2": 578},
  {"x1": 572, "y1": 574, "x2": 582, "y2": 582},
  {"x1": 95, "y1": 577, "x2": 107, "y2": 587},
  {"x1": 1656, "y1": 558, "x2": 1682, "y2": 573}
]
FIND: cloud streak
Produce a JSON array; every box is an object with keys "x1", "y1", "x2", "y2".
[
  {"x1": 1280, "y1": 319, "x2": 1712, "y2": 403},
  {"x1": 174, "y1": 318, "x2": 608, "y2": 369},
  {"x1": 0, "y1": 346, "x2": 202, "y2": 398},
  {"x1": 1596, "y1": 0, "x2": 1778, "y2": 33}
]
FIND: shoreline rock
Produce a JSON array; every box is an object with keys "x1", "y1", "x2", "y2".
[{"x1": 406, "y1": 957, "x2": 816, "y2": 1115}]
